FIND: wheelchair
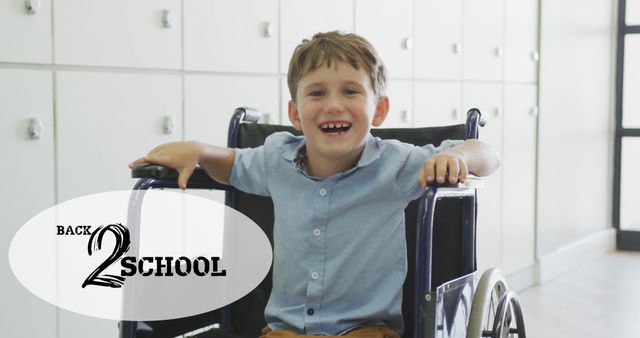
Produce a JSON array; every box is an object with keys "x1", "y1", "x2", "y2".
[{"x1": 121, "y1": 107, "x2": 526, "y2": 338}]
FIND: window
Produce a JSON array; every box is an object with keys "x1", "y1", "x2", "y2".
[{"x1": 614, "y1": 0, "x2": 640, "y2": 249}]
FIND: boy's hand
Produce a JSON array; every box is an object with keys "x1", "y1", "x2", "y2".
[
  {"x1": 129, "y1": 141, "x2": 202, "y2": 190},
  {"x1": 418, "y1": 150, "x2": 468, "y2": 188}
]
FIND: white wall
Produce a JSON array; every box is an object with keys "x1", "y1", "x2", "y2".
[{"x1": 537, "y1": 0, "x2": 616, "y2": 259}]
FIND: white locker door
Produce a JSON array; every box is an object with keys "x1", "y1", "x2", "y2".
[
  {"x1": 185, "y1": 74, "x2": 279, "y2": 203},
  {"x1": 56, "y1": 71, "x2": 183, "y2": 202},
  {"x1": 0, "y1": 69, "x2": 56, "y2": 338},
  {"x1": 505, "y1": 0, "x2": 539, "y2": 83},
  {"x1": 462, "y1": 83, "x2": 503, "y2": 273},
  {"x1": 280, "y1": 0, "x2": 354, "y2": 73},
  {"x1": 414, "y1": 0, "x2": 463, "y2": 81},
  {"x1": 462, "y1": 0, "x2": 504, "y2": 82},
  {"x1": 0, "y1": 0, "x2": 52, "y2": 63},
  {"x1": 54, "y1": 0, "x2": 181, "y2": 69},
  {"x1": 414, "y1": 81, "x2": 462, "y2": 128},
  {"x1": 355, "y1": 0, "x2": 413, "y2": 79},
  {"x1": 184, "y1": 0, "x2": 279, "y2": 73},
  {"x1": 502, "y1": 84, "x2": 537, "y2": 274},
  {"x1": 185, "y1": 74, "x2": 280, "y2": 146},
  {"x1": 382, "y1": 80, "x2": 413, "y2": 128},
  {"x1": 56, "y1": 71, "x2": 182, "y2": 338}
]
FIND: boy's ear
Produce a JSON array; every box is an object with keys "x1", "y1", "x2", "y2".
[
  {"x1": 371, "y1": 95, "x2": 390, "y2": 127},
  {"x1": 288, "y1": 100, "x2": 303, "y2": 131}
]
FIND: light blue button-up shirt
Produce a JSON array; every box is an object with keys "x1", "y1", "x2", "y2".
[{"x1": 229, "y1": 132, "x2": 462, "y2": 335}]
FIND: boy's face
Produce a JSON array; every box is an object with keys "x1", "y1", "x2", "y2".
[{"x1": 288, "y1": 61, "x2": 389, "y2": 165}]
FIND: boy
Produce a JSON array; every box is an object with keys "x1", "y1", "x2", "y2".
[{"x1": 129, "y1": 32, "x2": 499, "y2": 338}]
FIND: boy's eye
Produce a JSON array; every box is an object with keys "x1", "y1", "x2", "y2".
[
  {"x1": 344, "y1": 88, "x2": 358, "y2": 95},
  {"x1": 309, "y1": 90, "x2": 324, "y2": 97}
]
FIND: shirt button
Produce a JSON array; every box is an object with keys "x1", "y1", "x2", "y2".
[
  {"x1": 313, "y1": 229, "x2": 321, "y2": 236},
  {"x1": 307, "y1": 308, "x2": 315, "y2": 316},
  {"x1": 319, "y1": 188, "x2": 327, "y2": 196},
  {"x1": 311, "y1": 272, "x2": 319, "y2": 280}
]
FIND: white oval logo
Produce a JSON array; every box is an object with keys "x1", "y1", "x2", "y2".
[{"x1": 9, "y1": 190, "x2": 272, "y2": 321}]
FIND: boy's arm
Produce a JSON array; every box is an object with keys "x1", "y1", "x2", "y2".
[
  {"x1": 129, "y1": 141, "x2": 235, "y2": 190},
  {"x1": 418, "y1": 139, "x2": 500, "y2": 188}
]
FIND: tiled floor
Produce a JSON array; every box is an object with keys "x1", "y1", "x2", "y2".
[{"x1": 518, "y1": 251, "x2": 640, "y2": 338}]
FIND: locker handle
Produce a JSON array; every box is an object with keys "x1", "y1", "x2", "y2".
[
  {"x1": 25, "y1": 0, "x2": 41, "y2": 14},
  {"x1": 400, "y1": 109, "x2": 411, "y2": 123},
  {"x1": 494, "y1": 47, "x2": 503, "y2": 58},
  {"x1": 531, "y1": 51, "x2": 540, "y2": 62},
  {"x1": 530, "y1": 106, "x2": 538, "y2": 117},
  {"x1": 162, "y1": 116, "x2": 175, "y2": 135},
  {"x1": 162, "y1": 10, "x2": 174, "y2": 29},
  {"x1": 453, "y1": 42, "x2": 462, "y2": 54},
  {"x1": 451, "y1": 108, "x2": 460, "y2": 121},
  {"x1": 28, "y1": 117, "x2": 44, "y2": 140},
  {"x1": 260, "y1": 112, "x2": 272, "y2": 124},
  {"x1": 262, "y1": 22, "x2": 274, "y2": 38},
  {"x1": 403, "y1": 37, "x2": 413, "y2": 50}
]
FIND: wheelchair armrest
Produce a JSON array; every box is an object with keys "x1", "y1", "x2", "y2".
[
  {"x1": 426, "y1": 174, "x2": 483, "y2": 192},
  {"x1": 131, "y1": 164, "x2": 231, "y2": 190},
  {"x1": 452, "y1": 174, "x2": 483, "y2": 189}
]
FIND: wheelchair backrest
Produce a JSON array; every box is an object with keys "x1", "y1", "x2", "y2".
[{"x1": 226, "y1": 121, "x2": 468, "y2": 338}]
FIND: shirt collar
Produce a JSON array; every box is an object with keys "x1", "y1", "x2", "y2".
[
  {"x1": 279, "y1": 133, "x2": 380, "y2": 170},
  {"x1": 279, "y1": 134, "x2": 306, "y2": 162},
  {"x1": 355, "y1": 133, "x2": 380, "y2": 168}
]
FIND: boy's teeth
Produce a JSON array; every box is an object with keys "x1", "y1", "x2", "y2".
[
  {"x1": 322, "y1": 122, "x2": 350, "y2": 128},
  {"x1": 320, "y1": 122, "x2": 351, "y2": 131}
]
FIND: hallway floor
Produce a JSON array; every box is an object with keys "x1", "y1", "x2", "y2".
[{"x1": 518, "y1": 251, "x2": 640, "y2": 337}]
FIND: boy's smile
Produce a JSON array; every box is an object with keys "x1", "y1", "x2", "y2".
[
  {"x1": 319, "y1": 120, "x2": 352, "y2": 135},
  {"x1": 288, "y1": 61, "x2": 389, "y2": 178}
]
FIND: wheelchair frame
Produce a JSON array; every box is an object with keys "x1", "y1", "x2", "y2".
[{"x1": 121, "y1": 108, "x2": 526, "y2": 338}]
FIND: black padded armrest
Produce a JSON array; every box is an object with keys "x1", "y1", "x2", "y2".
[{"x1": 131, "y1": 164, "x2": 231, "y2": 190}]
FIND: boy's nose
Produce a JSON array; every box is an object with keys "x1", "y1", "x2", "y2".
[{"x1": 324, "y1": 95, "x2": 345, "y2": 114}]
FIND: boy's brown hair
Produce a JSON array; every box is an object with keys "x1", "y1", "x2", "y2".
[{"x1": 287, "y1": 31, "x2": 388, "y2": 103}]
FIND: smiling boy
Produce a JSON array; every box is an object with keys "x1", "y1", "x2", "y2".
[{"x1": 130, "y1": 32, "x2": 499, "y2": 338}]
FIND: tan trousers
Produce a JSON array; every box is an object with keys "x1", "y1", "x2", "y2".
[{"x1": 260, "y1": 326, "x2": 400, "y2": 338}]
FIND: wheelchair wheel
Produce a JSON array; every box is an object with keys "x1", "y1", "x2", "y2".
[
  {"x1": 492, "y1": 290, "x2": 526, "y2": 337},
  {"x1": 466, "y1": 268, "x2": 526, "y2": 338}
]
